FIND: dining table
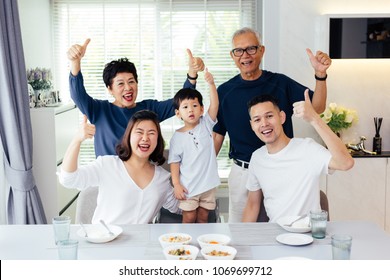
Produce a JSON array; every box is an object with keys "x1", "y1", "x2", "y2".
[{"x1": 1, "y1": 220, "x2": 390, "y2": 260}]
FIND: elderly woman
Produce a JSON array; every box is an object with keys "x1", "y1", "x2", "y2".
[{"x1": 67, "y1": 39, "x2": 204, "y2": 156}]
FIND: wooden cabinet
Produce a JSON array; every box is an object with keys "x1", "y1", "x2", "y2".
[
  {"x1": 30, "y1": 104, "x2": 79, "y2": 223},
  {"x1": 326, "y1": 156, "x2": 389, "y2": 233}
]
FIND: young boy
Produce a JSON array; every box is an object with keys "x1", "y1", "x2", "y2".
[{"x1": 168, "y1": 69, "x2": 220, "y2": 223}]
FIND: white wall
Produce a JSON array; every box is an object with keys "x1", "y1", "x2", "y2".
[
  {"x1": 263, "y1": 0, "x2": 390, "y2": 151},
  {"x1": 18, "y1": 0, "x2": 52, "y2": 69}
]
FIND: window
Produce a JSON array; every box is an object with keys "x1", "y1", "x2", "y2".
[{"x1": 52, "y1": 0, "x2": 258, "y2": 178}]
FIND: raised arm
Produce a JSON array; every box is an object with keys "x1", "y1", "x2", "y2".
[
  {"x1": 204, "y1": 68, "x2": 219, "y2": 121},
  {"x1": 293, "y1": 90, "x2": 354, "y2": 171},
  {"x1": 67, "y1": 38, "x2": 91, "y2": 76},
  {"x1": 62, "y1": 115, "x2": 96, "y2": 172},
  {"x1": 306, "y1": 48, "x2": 332, "y2": 114}
]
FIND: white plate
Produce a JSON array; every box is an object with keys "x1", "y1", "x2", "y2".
[
  {"x1": 77, "y1": 224, "x2": 123, "y2": 243},
  {"x1": 277, "y1": 216, "x2": 311, "y2": 233},
  {"x1": 276, "y1": 233, "x2": 313, "y2": 246}
]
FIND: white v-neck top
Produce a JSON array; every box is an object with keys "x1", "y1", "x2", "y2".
[{"x1": 59, "y1": 156, "x2": 178, "y2": 224}]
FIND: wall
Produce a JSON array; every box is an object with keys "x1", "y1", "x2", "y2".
[
  {"x1": 18, "y1": 0, "x2": 52, "y2": 69},
  {"x1": 263, "y1": 0, "x2": 390, "y2": 151}
]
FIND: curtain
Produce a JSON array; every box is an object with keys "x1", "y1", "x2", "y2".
[{"x1": 0, "y1": 0, "x2": 46, "y2": 224}]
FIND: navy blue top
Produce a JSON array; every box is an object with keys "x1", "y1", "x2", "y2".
[
  {"x1": 213, "y1": 70, "x2": 313, "y2": 162},
  {"x1": 70, "y1": 72, "x2": 194, "y2": 157}
]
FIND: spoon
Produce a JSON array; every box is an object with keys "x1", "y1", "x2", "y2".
[
  {"x1": 283, "y1": 214, "x2": 308, "y2": 227},
  {"x1": 99, "y1": 219, "x2": 114, "y2": 236},
  {"x1": 80, "y1": 222, "x2": 88, "y2": 238}
]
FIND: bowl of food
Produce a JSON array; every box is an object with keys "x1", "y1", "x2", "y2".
[
  {"x1": 158, "y1": 233, "x2": 192, "y2": 248},
  {"x1": 197, "y1": 233, "x2": 231, "y2": 249},
  {"x1": 200, "y1": 245, "x2": 237, "y2": 260},
  {"x1": 163, "y1": 244, "x2": 199, "y2": 260}
]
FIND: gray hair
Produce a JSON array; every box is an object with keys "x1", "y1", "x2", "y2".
[{"x1": 232, "y1": 27, "x2": 262, "y2": 46}]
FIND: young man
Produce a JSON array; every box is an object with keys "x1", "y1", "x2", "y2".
[{"x1": 242, "y1": 91, "x2": 354, "y2": 222}]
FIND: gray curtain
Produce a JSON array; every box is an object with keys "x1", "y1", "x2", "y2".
[{"x1": 0, "y1": 0, "x2": 46, "y2": 224}]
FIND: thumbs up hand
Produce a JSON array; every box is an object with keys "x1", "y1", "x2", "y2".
[
  {"x1": 67, "y1": 38, "x2": 91, "y2": 61},
  {"x1": 187, "y1": 49, "x2": 205, "y2": 78},
  {"x1": 204, "y1": 68, "x2": 215, "y2": 86},
  {"x1": 77, "y1": 115, "x2": 95, "y2": 142},
  {"x1": 292, "y1": 89, "x2": 317, "y2": 123}
]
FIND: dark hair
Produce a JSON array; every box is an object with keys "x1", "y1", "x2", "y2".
[
  {"x1": 103, "y1": 58, "x2": 138, "y2": 87},
  {"x1": 116, "y1": 110, "x2": 166, "y2": 165},
  {"x1": 247, "y1": 94, "x2": 280, "y2": 112},
  {"x1": 173, "y1": 88, "x2": 203, "y2": 110}
]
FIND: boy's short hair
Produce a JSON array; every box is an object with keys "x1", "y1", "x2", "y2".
[
  {"x1": 103, "y1": 57, "x2": 138, "y2": 87},
  {"x1": 247, "y1": 94, "x2": 280, "y2": 112},
  {"x1": 173, "y1": 88, "x2": 203, "y2": 110}
]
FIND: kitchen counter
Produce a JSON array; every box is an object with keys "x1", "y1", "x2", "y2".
[{"x1": 350, "y1": 150, "x2": 390, "y2": 158}]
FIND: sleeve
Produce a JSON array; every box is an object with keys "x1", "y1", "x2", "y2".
[
  {"x1": 147, "y1": 98, "x2": 175, "y2": 122},
  {"x1": 168, "y1": 134, "x2": 183, "y2": 164},
  {"x1": 69, "y1": 71, "x2": 100, "y2": 123},
  {"x1": 306, "y1": 138, "x2": 332, "y2": 175},
  {"x1": 183, "y1": 78, "x2": 196, "y2": 89},
  {"x1": 245, "y1": 160, "x2": 261, "y2": 192},
  {"x1": 285, "y1": 74, "x2": 314, "y2": 103},
  {"x1": 58, "y1": 156, "x2": 103, "y2": 190},
  {"x1": 162, "y1": 186, "x2": 180, "y2": 214},
  {"x1": 203, "y1": 112, "x2": 217, "y2": 131}
]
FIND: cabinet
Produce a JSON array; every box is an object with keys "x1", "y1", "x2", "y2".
[
  {"x1": 326, "y1": 156, "x2": 389, "y2": 233},
  {"x1": 30, "y1": 104, "x2": 79, "y2": 223}
]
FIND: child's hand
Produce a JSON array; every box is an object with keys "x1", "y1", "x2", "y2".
[
  {"x1": 77, "y1": 115, "x2": 95, "y2": 142},
  {"x1": 204, "y1": 68, "x2": 215, "y2": 85},
  {"x1": 174, "y1": 183, "x2": 188, "y2": 200}
]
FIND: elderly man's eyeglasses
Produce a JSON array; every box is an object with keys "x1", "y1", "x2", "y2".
[{"x1": 231, "y1": 45, "x2": 261, "y2": 57}]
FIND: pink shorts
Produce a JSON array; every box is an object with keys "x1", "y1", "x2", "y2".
[{"x1": 179, "y1": 188, "x2": 216, "y2": 211}]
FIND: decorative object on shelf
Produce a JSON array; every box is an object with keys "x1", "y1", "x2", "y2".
[
  {"x1": 373, "y1": 117, "x2": 383, "y2": 155},
  {"x1": 320, "y1": 102, "x2": 358, "y2": 136},
  {"x1": 346, "y1": 136, "x2": 376, "y2": 155},
  {"x1": 28, "y1": 84, "x2": 36, "y2": 108},
  {"x1": 26, "y1": 67, "x2": 53, "y2": 107}
]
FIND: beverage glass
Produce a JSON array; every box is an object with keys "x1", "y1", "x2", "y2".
[
  {"x1": 310, "y1": 210, "x2": 328, "y2": 239},
  {"x1": 57, "y1": 239, "x2": 78, "y2": 260},
  {"x1": 332, "y1": 234, "x2": 352, "y2": 260},
  {"x1": 52, "y1": 216, "x2": 71, "y2": 244}
]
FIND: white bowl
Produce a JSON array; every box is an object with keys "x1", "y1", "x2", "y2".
[
  {"x1": 197, "y1": 233, "x2": 231, "y2": 249},
  {"x1": 277, "y1": 216, "x2": 311, "y2": 233},
  {"x1": 163, "y1": 244, "x2": 199, "y2": 260},
  {"x1": 77, "y1": 224, "x2": 122, "y2": 243},
  {"x1": 201, "y1": 245, "x2": 237, "y2": 260},
  {"x1": 158, "y1": 233, "x2": 192, "y2": 248}
]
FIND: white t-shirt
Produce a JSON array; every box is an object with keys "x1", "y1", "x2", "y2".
[
  {"x1": 246, "y1": 138, "x2": 332, "y2": 222},
  {"x1": 168, "y1": 113, "x2": 220, "y2": 197},
  {"x1": 59, "y1": 156, "x2": 178, "y2": 224}
]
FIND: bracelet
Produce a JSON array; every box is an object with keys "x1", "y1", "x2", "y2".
[
  {"x1": 315, "y1": 74, "x2": 327, "y2": 81},
  {"x1": 187, "y1": 73, "x2": 198, "y2": 80}
]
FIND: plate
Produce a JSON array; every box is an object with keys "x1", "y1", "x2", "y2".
[
  {"x1": 277, "y1": 216, "x2": 311, "y2": 233},
  {"x1": 276, "y1": 233, "x2": 313, "y2": 246},
  {"x1": 77, "y1": 224, "x2": 123, "y2": 243}
]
